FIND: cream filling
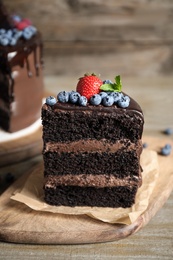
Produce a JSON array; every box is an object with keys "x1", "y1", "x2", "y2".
[
  {"x1": 44, "y1": 139, "x2": 142, "y2": 154},
  {"x1": 44, "y1": 173, "x2": 141, "y2": 189}
]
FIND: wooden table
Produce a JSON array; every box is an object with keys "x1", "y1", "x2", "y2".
[{"x1": 0, "y1": 76, "x2": 173, "y2": 259}]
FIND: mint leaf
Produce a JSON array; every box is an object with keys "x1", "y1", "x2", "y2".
[
  {"x1": 100, "y1": 75, "x2": 122, "y2": 92},
  {"x1": 115, "y1": 75, "x2": 121, "y2": 86},
  {"x1": 114, "y1": 75, "x2": 122, "y2": 92},
  {"x1": 100, "y1": 83, "x2": 115, "y2": 92}
]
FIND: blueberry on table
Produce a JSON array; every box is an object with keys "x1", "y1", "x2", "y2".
[
  {"x1": 143, "y1": 142, "x2": 148, "y2": 148},
  {"x1": 160, "y1": 144, "x2": 172, "y2": 156},
  {"x1": 163, "y1": 128, "x2": 173, "y2": 135}
]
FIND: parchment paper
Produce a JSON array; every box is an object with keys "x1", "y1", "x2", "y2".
[{"x1": 11, "y1": 149, "x2": 159, "y2": 225}]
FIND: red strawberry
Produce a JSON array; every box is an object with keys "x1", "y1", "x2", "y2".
[
  {"x1": 76, "y1": 73, "x2": 103, "y2": 100},
  {"x1": 15, "y1": 19, "x2": 32, "y2": 30}
]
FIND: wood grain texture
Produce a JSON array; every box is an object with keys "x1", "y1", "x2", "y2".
[{"x1": 0, "y1": 136, "x2": 172, "y2": 245}]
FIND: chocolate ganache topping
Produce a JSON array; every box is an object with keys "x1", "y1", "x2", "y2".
[{"x1": 45, "y1": 74, "x2": 144, "y2": 121}]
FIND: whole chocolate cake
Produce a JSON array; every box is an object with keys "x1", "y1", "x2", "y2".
[
  {"x1": 42, "y1": 74, "x2": 144, "y2": 208},
  {"x1": 0, "y1": 1, "x2": 44, "y2": 133}
]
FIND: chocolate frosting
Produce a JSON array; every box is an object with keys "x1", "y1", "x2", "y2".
[
  {"x1": 45, "y1": 173, "x2": 141, "y2": 188},
  {"x1": 52, "y1": 92, "x2": 143, "y2": 116},
  {"x1": 44, "y1": 139, "x2": 143, "y2": 157}
]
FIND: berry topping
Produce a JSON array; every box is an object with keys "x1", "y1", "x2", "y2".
[
  {"x1": 103, "y1": 79, "x2": 113, "y2": 84},
  {"x1": 69, "y1": 91, "x2": 80, "y2": 104},
  {"x1": 117, "y1": 95, "x2": 130, "y2": 108},
  {"x1": 76, "y1": 73, "x2": 103, "y2": 100},
  {"x1": 14, "y1": 18, "x2": 32, "y2": 30},
  {"x1": 57, "y1": 91, "x2": 69, "y2": 103},
  {"x1": 109, "y1": 91, "x2": 123, "y2": 103},
  {"x1": 46, "y1": 96, "x2": 57, "y2": 106},
  {"x1": 99, "y1": 92, "x2": 108, "y2": 99},
  {"x1": 90, "y1": 94, "x2": 102, "y2": 106},
  {"x1": 78, "y1": 96, "x2": 87, "y2": 106},
  {"x1": 102, "y1": 95, "x2": 114, "y2": 107},
  {"x1": 0, "y1": 15, "x2": 37, "y2": 46}
]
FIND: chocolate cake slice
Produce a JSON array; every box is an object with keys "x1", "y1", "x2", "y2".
[
  {"x1": 0, "y1": 1, "x2": 44, "y2": 133},
  {"x1": 42, "y1": 74, "x2": 144, "y2": 208}
]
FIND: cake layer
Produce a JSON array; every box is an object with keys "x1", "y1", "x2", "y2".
[
  {"x1": 45, "y1": 173, "x2": 141, "y2": 188},
  {"x1": 44, "y1": 185, "x2": 138, "y2": 208},
  {"x1": 43, "y1": 149, "x2": 141, "y2": 179},
  {"x1": 42, "y1": 102, "x2": 144, "y2": 143}
]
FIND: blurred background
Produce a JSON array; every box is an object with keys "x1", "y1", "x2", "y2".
[{"x1": 4, "y1": 0, "x2": 173, "y2": 80}]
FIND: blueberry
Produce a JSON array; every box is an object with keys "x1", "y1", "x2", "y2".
[
  {"x1": 0, "y1": 37, "x2": 9, "y2": 46},
  {"x1": 46, "y1": 96, "x2": 57, "y2": 106},
  {"x1": 57, "y1": 91, "x2": 69, "y2": 103},
  {"x1": 143, "y1": 142, "x2": 148, "y2": 148},
  {"x1": 22, "y1": 27, "x2": 33, "y2": 39},
  {"x1": 69, "y1": 91, "x2": 80, "y2": 104},
  {"x1": 99, "y1": 92, "x2": 108, "y2": 99},
  {"x1": 160, "y1": 147, "x2": 171, "y2": 156},
  {"x1": 14, "y1": 30, "x2": 23, "y2": 39},
  {"x1": 109, "y1": 92, "x2": 123, "y2": 103},
  {"x1": 90, "y1": 94, "x2": 102, "y2": 105},
  {"x1": 117, "y1": 95, "x2": 130, "y2": 108},
  {"x1": 165, "y1": 144, "x2": 172, "y2": 150},
  {"x1": 5, "y1": 30, "x2": 13, "y2": 40},
  {"x1": 29, "y1": 26, "x2": 37, "y2": 34},
  {"x1": 103, "y1": 79, "x2": 113, "y2": 84},
  {"x1": 160, "y1": 144, "x2": 172, "y2": 156},
  {"x1": 0, "y1": 29, "x2": 6, "y2": 35},
  {"x1": 12, "y1": 15, "x2": 22, "y2": 23},
  {"x1": 102, "y1": 95, "x2": 114, "y2": 106},
  {"x1": 10, "y1": 37, "x2": 17, "y2": 46},
  {"x1": 163, "y1": 128, "x2": 173, "y2": 135},
  {"x1": 78, "y1": 96, "x2": 87, "y2": 106}
]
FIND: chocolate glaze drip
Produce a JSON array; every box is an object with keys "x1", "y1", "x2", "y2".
[
  {"x1": 0, "y1": 33, "x2": 43, "y2": 102},
  {"x1": 54, "y1": 94, "x2": 142, "y2": 112}
]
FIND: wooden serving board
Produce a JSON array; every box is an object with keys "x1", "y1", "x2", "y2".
[{"x1": 0, "y1": 136, "x2": 173, "y2": 245}]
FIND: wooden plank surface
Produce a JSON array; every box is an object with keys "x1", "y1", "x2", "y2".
[
  {"x1": 4, "y1": 0, "x2": 173, "y2": 77},
  {"x1": 0, "y1": 136, "x2": 172, "y2": 245}
]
